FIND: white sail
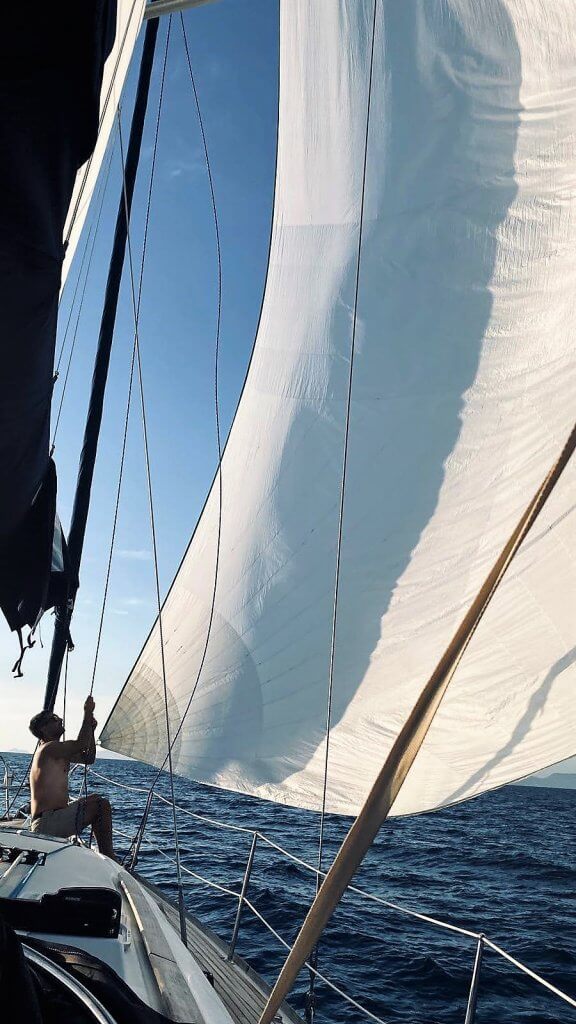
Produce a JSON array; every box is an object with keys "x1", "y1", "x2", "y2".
[
  {"x1": 101, "y1": 0, "x2": 576, "y2": 817},
  {"x1": 62, "y1": 0, "x2": 145, "y2": 287}
]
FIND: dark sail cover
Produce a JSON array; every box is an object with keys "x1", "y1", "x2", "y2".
[{"x1": 0, "y1": 4, "x2": 116, "y2": 637}]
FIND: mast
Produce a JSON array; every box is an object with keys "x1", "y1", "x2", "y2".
[{"x1": 44, "y1": 14, "x2": 160, "y2": 711}]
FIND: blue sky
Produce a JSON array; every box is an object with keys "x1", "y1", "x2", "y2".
[{"x1": 0, "y1": 0, "x2": 279, "y2": 750}]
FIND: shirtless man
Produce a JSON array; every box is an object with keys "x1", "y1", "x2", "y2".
[{"x1": 28, "y1": 695, "x2": 115, "y2": 859}]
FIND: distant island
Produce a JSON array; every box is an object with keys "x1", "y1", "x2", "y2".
[
  {"x1": 516, "y1": 772, "x2": 576, "y2": 791},
  {"x1": 3, "y1": 748, "x2": 129, "y2": 760}
]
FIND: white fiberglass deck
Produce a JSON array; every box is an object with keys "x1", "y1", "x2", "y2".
[{"x1": 0, "y1": 825, "x2": 302, "y2": 1024}]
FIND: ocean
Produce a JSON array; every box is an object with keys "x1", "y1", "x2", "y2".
[{"x1": 3, "y1": 753, "x2": 575, "y2": 1024}]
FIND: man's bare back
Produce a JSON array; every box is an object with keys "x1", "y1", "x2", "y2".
[{"x1": 27, "y1": 696, "x2": 116, "y2": 858}]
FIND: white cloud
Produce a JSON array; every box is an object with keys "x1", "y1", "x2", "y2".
[
  {"x1": 167, "y1": 159, "x2": 201, "y2": 180},
  {"x1": 117, "y1": 549, "x2": 152, "y2": 562}
]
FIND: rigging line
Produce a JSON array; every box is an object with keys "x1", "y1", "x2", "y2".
[
  {"x1": 5, "y1": 746, "x2": 36, "y2": 819},
  {"x1": 87, "y1": 335, "x2": 137, "y2": 696},
  {"x1": 317, "y1": 0, "x2": 378, "y2": 888},
  {"x1": 84, "y1": 17, "x2": 171, "y2": 864},
  {"x1": 99, "y1": 0, "x2": 282, "y2": 753},
  {"x1": 116, "y1": 45, "x2": 188, "y2": 946},
  {"x1": 79, "y1": 326, "x2": 138, "y2": 825},
  {"x1": 128, "y1": 10, "x2": 225, "y2": 837},
  {"x1": 307, "y1": 5, "x2": 378, "y2": 1019},
  {"x1": 154, "y1": 11, "x2": 224, "y2": 772},
  {"x1": 50, "y1": 143, "x2": 117, "y2": 453},
  {"x1": 244, "y1": 899, "x2": 390, "y2": 1024},
  {"x1": 88, "y1": 342, "x2": 136, "y2": 698},
  {"x1": 86, "y1": 15, "x2": 172, "y2": 801},
  {"x1": 78, "y1": 15, "x2": 172, "y2": 843},
  {"x1": 63, "y1": 0, "x2": 143, "y2": 252},
  {"x1": 56, "y1": 225, "x2": 95, "y2": 369},
  {"x1": 62, "y1": 645, "x2": 69, "y2": 739},
  {"x1": 56, "y1": 141, "x2": 117, "y2": 372}
]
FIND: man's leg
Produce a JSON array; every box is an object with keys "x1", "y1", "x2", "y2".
[{"x1": 82, "y1": 794, "x2": 115, "y2": 859}]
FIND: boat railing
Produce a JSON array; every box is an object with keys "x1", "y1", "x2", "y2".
[
  {"x1": 90, "y1": 767, "x2": 576, "y2": 1023},
  {"x1": 0, "y1": 754, "x2": 14, "y2": 817}
]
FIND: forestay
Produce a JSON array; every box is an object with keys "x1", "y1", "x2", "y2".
[{"x1": 101, "y1": 0, "x2": 576, "y2": 816}]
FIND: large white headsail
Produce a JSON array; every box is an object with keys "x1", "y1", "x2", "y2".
[
  {"x1": 61, "y1": 0, "x2": 146, "y2": 287},
  {"x1": 101, "y1": 0, "x2": 576, "y2": 817}
]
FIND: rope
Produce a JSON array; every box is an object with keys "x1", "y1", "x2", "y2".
[
  {"x1": 307, "y1": 5, "x2": 378, "y2": 1019},
  {"x1": 244, "y1": 898, "x2": 390, "y2": 1024},
  {"x1": 128, "y1": 11, "x2": 225, "y2": 860},
  {"x1": 88, "y1": 347, "x2": 136, "y2": 698},
  {"x1": 62, "y1": 645, "x2": 69, "y2": 739},
  {"x1": 55, "y1": 141, "x2": 116, "y2": 373},
  {"x1": 77, "y1": 298, "x2": 138, "y2": 844},
  {"x1": 317, "y1": 0, "x2": 377, "y2": 879},
  {"x1": 482, "y1": 938, "x2": 576, "y2": 1009},
  {"x1": 4, "y1": 747, "x2": 36, "y2": 819},
  {"x1": 73, "y1": 18, "x2": 172, "y2": 854},
  {"x1": 159, "y1": 12, "x2": 224, "y2": 759},
  {"x1": 86, "y1": 762, "x2": 576, "y2": 1012},
  {"x1": 90, "y1": 766, "x2": 255, "y2": 835},
  {"x1": 89, "y1": 764, "x2": 480, "y2": 942},
  {"x1": 62, "y1": 0, "x2": 142, "y2": 256},
  {"x1": 149, "y1": 838, "x2": 576, "y2": 1018},
  {"x1": 56, "y1": 226, "x2": 95, "y2": 370},
  {"x1": 51, "y1": 142, "x2": 117, "y2": 453},
  {"x1": 90, "y1": 18, "x2": 173, "y2": 695},
  {"x1": 116, "y1": 17, "x2": 188, "y2": 943},
  {"x1": 145, "y1": 842, "x2": 240, "y2": 900}
]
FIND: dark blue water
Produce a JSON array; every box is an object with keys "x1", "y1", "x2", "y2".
[{"x1": 5, "y1": 753, "x2": 575, "y2": 1023}]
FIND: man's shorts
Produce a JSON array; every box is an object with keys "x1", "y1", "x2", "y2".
[{"x1": 30, "y1": 798, "x2": 86, "y2": 838}]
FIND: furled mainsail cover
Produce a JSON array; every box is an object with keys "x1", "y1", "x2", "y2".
[
  {"x1": 102, "y1": 0, "x2": 576, "y2": 816},
  {"x1": 0, "y1": 1, "x2": 144, "y2": 633}
]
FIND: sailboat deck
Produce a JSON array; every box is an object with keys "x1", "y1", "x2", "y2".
[
  {"x1": 138, "y1": 873, "x2": 304, "y2": 1024},
  {"x1": 0, "y1": 824, "x2": 303, "y2": 1023}
]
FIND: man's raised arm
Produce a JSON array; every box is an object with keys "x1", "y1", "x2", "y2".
[
  {"x1": 70, "y1": 695, "x2": 97, "y2": 763},
  {"x1": 43, "y1": 696, "x2": 97, "y2": 764}
]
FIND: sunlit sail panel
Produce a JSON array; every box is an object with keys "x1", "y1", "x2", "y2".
[
  {"x1": 62, "y1": 0, "x2": 146, "y2": 287},
  {"x1": 101, "y1": 0, "x2": 576, "y2": 816}
]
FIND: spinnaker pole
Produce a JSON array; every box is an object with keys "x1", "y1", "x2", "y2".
[{"x1": 44, "y1": 15, "x2": 159, "y2": 711}]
